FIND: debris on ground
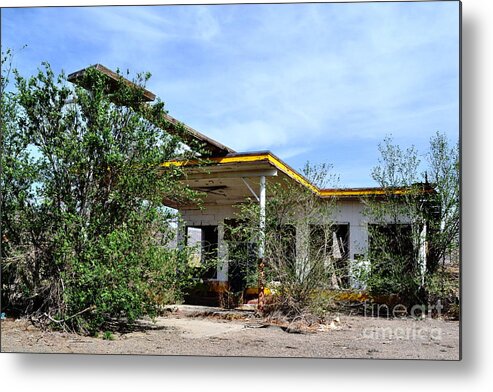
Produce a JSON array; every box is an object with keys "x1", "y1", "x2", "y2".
[{"x1": 0, "y1": 313, "x2": 460, "y2": 359}]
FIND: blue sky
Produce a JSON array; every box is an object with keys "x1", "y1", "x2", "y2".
[{"x1": 1, "y1": 1, "x2": 459, "y2": 187}]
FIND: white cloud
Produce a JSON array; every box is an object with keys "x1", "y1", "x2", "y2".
[
  {"x1": 209, "y1": 120, "x2": 288, "y2": 152},
  {"x1": 2, "y1": 2, "x2": 459, "y2": 185}
]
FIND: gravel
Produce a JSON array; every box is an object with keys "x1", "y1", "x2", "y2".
[{"x1": 0, "y1": 311, "x2": 459, "y2": 360}]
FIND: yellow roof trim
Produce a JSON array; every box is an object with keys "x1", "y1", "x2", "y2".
[
  {"x1": 161, "y1": 153, "x2": 413, "y2": 198},
  {"x1": 265, "y1": 154, "x2": 319, "y2": 193},
  {"x1": 161, "y1": 153, "x2": 319, "y2": 193},
  {"x1": 319, "y1": 189, "x2": 408, "y2": 197},
  {"x1": 160, "y1": 154, "x2": 269, "y2": 167}
]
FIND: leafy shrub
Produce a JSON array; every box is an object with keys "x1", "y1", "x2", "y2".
[{"x1": 1, "y1": 53, "x2": 204, "y2": 333}]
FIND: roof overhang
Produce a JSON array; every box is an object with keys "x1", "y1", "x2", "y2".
[
  {"x1": 161, "y1": 152, "x2": 281, "y2": 208},
  {"x1": 162, "y1": 151, "x2": 432, "y2": 208}
]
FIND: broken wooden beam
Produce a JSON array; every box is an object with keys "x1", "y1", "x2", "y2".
[{"x1": 68, "y1": 64, "x2": 235, "y2": 157}]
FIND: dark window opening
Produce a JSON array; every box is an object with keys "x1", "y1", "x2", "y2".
[
  {"x1": 368, "y1": 224, "x2": 415, "y2": 292},
  {"x1": 368, "y1": 224, "x2": 414, "y2": 264}
]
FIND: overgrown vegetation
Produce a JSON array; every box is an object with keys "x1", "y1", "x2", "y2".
[
  {"x1": 363, "y1": 134, "x2": 459, "y2": 312},
  {"x1": 1, "y1": 52, "x2": 206, "y2": 333},
  {"x1": 225, "y1": 163, "x2": 345, "y2": 319},
  {"x1": 1, "y1": 49, "x2": 460, "y2": 331}
]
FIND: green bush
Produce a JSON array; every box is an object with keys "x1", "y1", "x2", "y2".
[{"x1": 1, "y1": 53, "x2": 204, "y2": 333}]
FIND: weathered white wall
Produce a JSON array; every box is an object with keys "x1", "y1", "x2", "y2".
[
  {"x1": 177, "y1": 199, "x2": 412, "y2": 286},
  {"x1": 326, "y1": 199, "x2": 413, "y2": 259}
]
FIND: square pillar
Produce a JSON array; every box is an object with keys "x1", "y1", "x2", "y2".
[{"x1": 217, "y1": 221, "x2": 229, "y2": 281}]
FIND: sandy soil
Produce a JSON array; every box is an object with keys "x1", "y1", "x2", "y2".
[{"x1": 0, "y1": 307, "x2": 460, "y2": 360}]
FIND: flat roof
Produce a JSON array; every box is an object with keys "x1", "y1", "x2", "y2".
[{"x1": 162, "y1": 151, "x2": 425, "y2": 199}]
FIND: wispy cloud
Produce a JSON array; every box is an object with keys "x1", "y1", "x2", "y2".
[{"x1": 2, "y1": 2, "x2": 459, "y2": 186}]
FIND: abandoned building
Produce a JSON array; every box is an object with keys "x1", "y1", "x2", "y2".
[{"x1": 68, "y1": 64, "x2": 435, "y2": 305}]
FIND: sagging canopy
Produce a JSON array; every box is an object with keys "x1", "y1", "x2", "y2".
[{"x1": 68, "y1": 64, "x2": 235, "y2": 157}]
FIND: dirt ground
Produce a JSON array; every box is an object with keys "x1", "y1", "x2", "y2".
[{"x1": 0, "y1": 306, "x2": 460, "y2": 360}]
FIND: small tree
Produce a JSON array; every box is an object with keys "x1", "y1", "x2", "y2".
[
  {"x1": 1, "y1": 58, "x2": 205, "y2": 333},
  {"x1": 364, "y1": 137, "x2": 425, "y2": 303},
  {"x1": 426, "y1": 131, "x2": 460, "y2": 271},
  {"x1": 1, "y1": 49, "x2": 43, "y2": 316},
  {"x1": 423, "y1": 132, "x2": 460, "y2": 313},
  {"x1": 225, "y1": 163, "x2": 343, "y2": 319},
  {"x1": 363, "y1": 134, "x2": 459, "y2": 307}
]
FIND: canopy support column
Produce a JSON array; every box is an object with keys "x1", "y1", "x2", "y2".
[{"x1": 258, "y1": 175, "x2": 266, "y2": 313}]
